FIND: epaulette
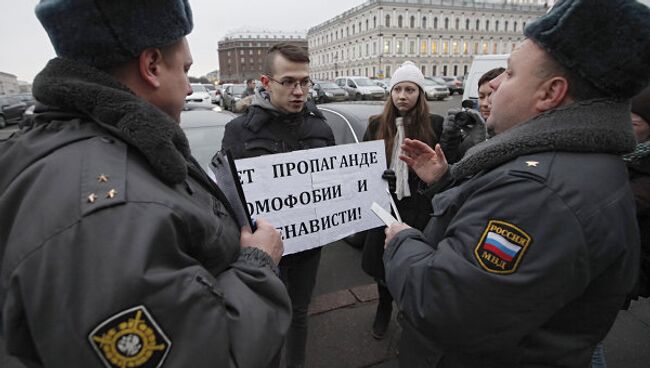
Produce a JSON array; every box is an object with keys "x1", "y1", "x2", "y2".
[
  {"x1": 505, "y1": 152, "x2": 555, "y2": 183},
  {"x1": 80, "y1": 136, "x2": 127, "y2": 216}
]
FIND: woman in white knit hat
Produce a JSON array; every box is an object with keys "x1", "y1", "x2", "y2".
[{"x1": 361, "y1": 61, "x2": 457, "y2": 339}]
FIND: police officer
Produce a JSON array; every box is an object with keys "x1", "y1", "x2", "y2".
[
  {"x1": 0, "y1": 1, "x2": 290, "y2": 367},
  {"x1": 383, "y1": 0, "x2": 650, "y2": 366}
]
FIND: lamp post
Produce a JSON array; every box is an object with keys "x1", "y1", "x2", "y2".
[{"x1": 377, "y1": 53, "x2": 384, "y2": 79}]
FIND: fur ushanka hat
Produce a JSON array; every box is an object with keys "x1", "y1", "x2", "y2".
[
  {"x1": 524, "y1": 0, "x2": 650, "y2": 100},
  {"x1": 35, "y1": 0, "x2": 193, "y2": 68}
]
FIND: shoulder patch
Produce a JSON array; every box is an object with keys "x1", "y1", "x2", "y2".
[
  {"x1": 89, "y1": 305, "x2": 171, "y2": 368},
  {"x1": 474, "y1": 220, "x2": 532, "y2": 274}
]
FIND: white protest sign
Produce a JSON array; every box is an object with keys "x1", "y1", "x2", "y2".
[{"x1": 234, "y1": 140, "x2": 391, "y2": 255}]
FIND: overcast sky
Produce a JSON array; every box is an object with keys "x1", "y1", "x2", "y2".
[
  {"x1": 2, "y1": 0, "x2": 649, "y2": 83},
  {"x1": 0, "y1": 0, "x2": 367, "y2": 82}
]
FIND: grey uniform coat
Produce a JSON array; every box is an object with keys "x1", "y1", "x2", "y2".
[
  {"x1": 0, "y1": 58, "x2": 291, "y2": 368},
  {"x1": 384, "y1": 100, "x2": 640, "y2": 368}
]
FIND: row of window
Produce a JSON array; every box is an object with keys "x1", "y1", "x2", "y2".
[
  {"x1": 311, "y1": 13, "x2": 533, "y2": 47},
  {"x1": 314, "y1": 38, "x2": 519, "y2": 65},
  {"x1": 314, "y1": 63, "x2": 469, "y2": 81}
]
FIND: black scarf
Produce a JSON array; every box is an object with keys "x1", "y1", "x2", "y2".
[{"x1": 32, "y1": 57, "x2": 191, "y2": 185}]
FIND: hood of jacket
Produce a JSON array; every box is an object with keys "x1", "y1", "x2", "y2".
[
  {"x1": 242, "y1": 87, "x2": 324, "y2": 133},
  {"x1": 28, "y1": 57, "x2": 191, "y2": 185},
  {"x1": 450, "y1": 99, "x2": 637, "y2": 179}
]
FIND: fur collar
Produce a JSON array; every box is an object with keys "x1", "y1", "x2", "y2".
[
  {"x1": 32, "y1": 57, "x2": 191, "y2": 185},
  {"x1": 451, "y1": 99, "x2": 636, "y2": 179}
]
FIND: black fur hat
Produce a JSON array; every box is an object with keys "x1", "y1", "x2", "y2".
[
  {"x1": 524, "y1": 0, "x2": 650, "y2": 100},
  {"x1": 35, "y1": 0, "x2": 193, "y2": 68}
]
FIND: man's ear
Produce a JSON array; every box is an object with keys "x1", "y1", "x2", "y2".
[
  {"x1": 536, "y1": 76, "x2": 569, "y2": 111},
  {"x1": 138, "y1": 48, "x2": 164, "y2": 88},
  {"x1": 260, "y1": 75, "x2": 271, "y2": 90}
]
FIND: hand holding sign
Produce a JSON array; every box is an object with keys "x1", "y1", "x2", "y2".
[{"x1": 240, "y1": 217, "x2": 283, "y2": 264}]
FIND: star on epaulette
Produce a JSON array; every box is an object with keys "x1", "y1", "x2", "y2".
[
  {"x1": 526, "y1": 161, "x2": 539, "y2": 167},
  {"x1": 97, "y1": 174, "x2": 109, "y2": 183}
]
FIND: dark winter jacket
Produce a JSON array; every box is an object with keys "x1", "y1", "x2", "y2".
[
  {"x1": 221, "y1": 88, "x2": 335, "y2": 264},
  {"x1": 627, "y1": 152, "x2": 650, "y2": 297},
  {"x1": 384, "y1": 99, "x2": 640, "y2": 368},
  {"x1": 361, "y1": 114, "x2": 445, "y2": 279},
  {"x1": 0, "y1": 58, "x2": 291, "y2": 368}
]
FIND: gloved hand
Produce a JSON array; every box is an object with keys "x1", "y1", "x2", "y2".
[
  {"x1": 460, "y1": 109, "x2": 487, "y2": 145},
  {"x1": 382, "y1": 169, "x2": 396, "y2": 194}
]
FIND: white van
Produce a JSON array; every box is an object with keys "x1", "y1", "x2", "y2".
[{"x1": 462, "y1": 54, "x2": 508, "y2": 108}]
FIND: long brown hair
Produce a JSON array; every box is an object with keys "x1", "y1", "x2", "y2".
[{"x1": 370, "y1": 88, "x2": 437, "y2": 165}]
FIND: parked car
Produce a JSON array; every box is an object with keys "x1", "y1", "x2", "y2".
[
  {"x1": 422, "y1": 79, "x2": 450, "y2": 101},
  {"x1": 180, "y1": 103, "x2": 236, "y2": 170},
  {"x1": 186, "y1": 83, "x2": 211, "y2": 104},
  {"x1": 0, "y1": 95, "x2": 27, "y2": 128},
  {"x1": 202, "y1": 84, "x2": 218, "y2": 104},
  {"x1": 312, "y1": 81, "x2": 349, "y2": 103},
  {"x1": 441, "y1": 76, "x2": 464, "y2": 95},
  {"x1": 335, "y1": 76, "x2": 386, "y2": 101},
  {"x1": 316, "y1": 101, "x2": 382, "y2": 145},
  {"x1": 222, "y1": 84, "x2": 247, "y2": 111}
]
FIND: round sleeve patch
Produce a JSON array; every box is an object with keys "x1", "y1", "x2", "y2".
[
  {"x1": 474, "y1": 220, "x2": 532, "y2": 274},
  {"x1": 88, "y1": 305, "x2": 171, "y2": 368}
]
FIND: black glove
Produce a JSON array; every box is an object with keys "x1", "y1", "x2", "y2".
[{"x1": 382, "y1": 169, "x2": 396, "y2": 194}]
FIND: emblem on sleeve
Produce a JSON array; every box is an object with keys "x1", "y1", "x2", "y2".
[
  {"x1": 88, "y1": 305, "x2": 171, "y2": 368},
  {"x1": 474, "y1": 220, "x2": 532, "y2": 274}
]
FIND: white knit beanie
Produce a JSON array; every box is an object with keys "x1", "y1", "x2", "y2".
[{"x1": 390, "y1": 61, "x2": 425, "y2": 92}]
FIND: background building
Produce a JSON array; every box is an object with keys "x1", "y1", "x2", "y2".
[
  {"x1": 0, "y1": 72, "x2": 19, "y2": 96},
  {"x1": 307, "y1": 0, "x2": 546, "y2": 80},
  {"x1": 217, "y1": 29, "x2": 307, "y2": 83}
]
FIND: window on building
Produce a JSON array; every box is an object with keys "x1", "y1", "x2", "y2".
[
  {"x1": 493, "y1": 42, "x2": 498, "y2": 54},
  {"x1": 496, "y1": 20, "x2": 499, "y2": 32},
  {"x1": 398, "y1": 15, "x2": 403, "y2": 28},
  {"x1": 482, "y1": 41, "x2": 489, "y2": 54},
  {"x1": 466, "y1": 19, "x2": 470, "y2": 30},
  {"x1": 455, "y1": 18, "x2": 460, "y2": 30},
  {"x1": 249, "y1": 50, "x2": 253, "y2": 55},
  {"x1": 373, "y1": 16, "x2": 377, "y2": 28},
  {"x1": 476, "y1": 19, "x2": 480, "y2": 30},
  {"x1": 463, "y1": 41, "x2": 468, "y2": 55},
  {"x1": 453, "y1": 65, "x2": 458, "y2": 76},
  {"x1": 386, "y1": 15, "x2": 390, "y2": 27},
  {"x1": 505, "y1": 21, "x2": 509, "y2": 32},
  {"x1": 444, "y1": 17, "x2": 449, "y2": 30},
  {"x1": 432, "y1": 65, "x2": 437, "y2": 76},
  {"x1": 240, "y1": 57, "x2": 245, "y2": 63},
  {"x1": 514, "y1": 21, "x2": 518, "y2": 32},
  {"x1": 366, "y1": 43, "x2": 369, "y2": 56},
  {"x1": 452, "y1": 40, "x2": 459, "y2": 54},
  {"x1": 443, "y1": 40, "x2": 449, "y2": 54},
  {"x1": 409, "y1": 40, "x2": 415, "y2": 54},
  {"x1": 227, "y1": 51, "x2": 231, "y2": 57},
  {"x1": 443, "y1": 65, "x2": 448, "y2": 76},
  {"x1": 384, "y1": 40, "x2": 391, "y2": 54},
  {"x1": 464, "y1": 65, "x2": 468, "y2": 75},
  {"x1": 431, "y1": 40, "x2": 438, "y2": 54},
  {"x1": 421, "y1": 40, "x2": 428, "y2": 54},
  {"x1": 486, "y1": 20, "x2": 490, "y2": 31},
  {"x1": 421, "y1": 65, "x2": 426, "y2": 75},
  {"x1": 366, "y1": 19, "x2": 369, "y2": 30},
  {"x1": 523, "y1": 21, "x2": 526, "y2": 29},
  {"x1": 373, "y1": 41, "x2": 377, "y2": 55},
  {"x1": 422, "y1": 17, "x2": 427, "y2": 28},
  {"x1": 386, "y1": 65, "x2": 392, "y2": 78},
  {"x1": 410, "y1": 16, "x2": 415, "y2": 28},
  {"x1": 352, "y1": 24, "x2": 355, "y2": 34},
  {"x1": 396, "y1": 39, "x2": 404, "y2": 54},
  {"x1": 240, "y1": 50, "x2": 244, "y2": 55}
]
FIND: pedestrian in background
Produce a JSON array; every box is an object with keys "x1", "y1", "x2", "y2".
[
  {"x1": 384, "y1": 0, "x2": 649, "y2": 366},
  {"x1": 361, "y1": 61, "x2": 454, "y2": 340},
  {"x1": 0, "y1": 0, "x2": 290, "y2": 367},
  {"x1": 477, "y1": 67, "x2": 505, "y2": 121},
  {"x1": 222, "y1": 43, "x2": 335, "y2": 368}
]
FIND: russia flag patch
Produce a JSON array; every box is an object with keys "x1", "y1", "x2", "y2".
[{"x1": 474, "y1": 220, "x2": 532, "y2": 274}]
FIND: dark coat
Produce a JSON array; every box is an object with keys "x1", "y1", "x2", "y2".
[
  {"x1": 221, "y1": 96, "x2": 335, "y2": 264},
  {"x1": 361, "y1": 114, "x2": 445, "y2": 279},
  {"x1": 384, "y1": 100, "x2": 639, "y2": 367},
  {"x1": 627, "y1": 154, "x2": 650, "y2": 297},
  {"x1": 0, "y1": 58, "x2": 291, "y2": 367}
]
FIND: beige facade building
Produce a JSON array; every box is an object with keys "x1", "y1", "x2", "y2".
[
  {"x1": 218, "y1": 30, "x2": 307, "y2": 83},
  {"x1": 307, "y1": 0, "x2": 546, "y2": 80},
  {"x1": 0, "y1": 72, "x2": 19, "y2": 96}
]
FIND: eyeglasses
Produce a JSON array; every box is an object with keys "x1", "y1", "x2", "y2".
[{"x1": 266, "y1": 75, "x2": 313, "y2": 90}]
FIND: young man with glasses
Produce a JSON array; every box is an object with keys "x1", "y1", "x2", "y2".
[{"x1": 222, "y1": 43, "x2": 335, "y2": 368}]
